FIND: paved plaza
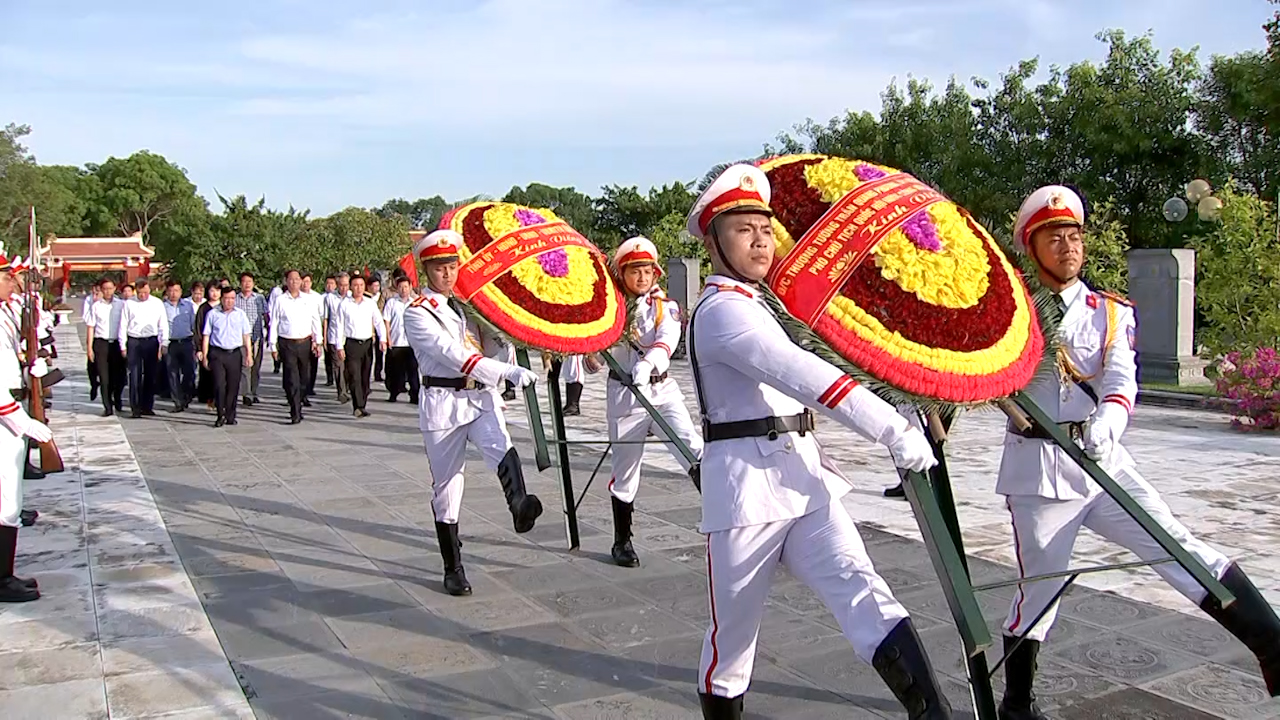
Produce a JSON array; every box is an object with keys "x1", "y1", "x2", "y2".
[{"x1": 2, "y1": 320, "x2": 1278, "y2": 719}]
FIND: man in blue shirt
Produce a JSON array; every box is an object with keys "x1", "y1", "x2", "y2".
[
  {"x1": 162, "y1": 280, "x2": 197, "y2": 412},
  {"x1": 233, "y1": 272, "x2": 268, "y2": 406},
  {"x1": 202, "y1": 287, "x2": 253, "y2": 427}
]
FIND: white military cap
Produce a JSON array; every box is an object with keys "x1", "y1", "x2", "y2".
[
  {"x1": 1013, "y1": 185, "x2": 1085, "y2": 253},
  {"x1": 613, "y1": 236, "x2": 662, "y2": 275},
  {"x1": 414, "y1": 229, "x2": 464, "y2": 261},
  {"x1": 686, "y1": 163, "x2": 773, "y2": 239}
]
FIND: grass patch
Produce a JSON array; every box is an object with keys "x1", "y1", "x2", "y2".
[{"x1": 1140, "y1": 382, "x2": 1219, "y2": 397}]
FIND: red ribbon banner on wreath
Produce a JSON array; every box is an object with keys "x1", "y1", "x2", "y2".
[
  {"x1": 453, "y1": 221, "x2": 598, "y2": 301},
  {"x1": 767, "y1": 174, "x2": 947, "y2": 325}
]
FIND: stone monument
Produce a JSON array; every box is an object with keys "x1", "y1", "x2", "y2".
[
  {"x1": 1126, "y1": 248, "x2": 1210, "y2": 386},
  {"x1": 665, "y1": 257, "x2": 700, "y2": 359}
]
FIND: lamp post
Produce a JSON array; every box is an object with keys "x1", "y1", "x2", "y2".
[{"x1": 1163, "y1": 179, "x2": 1222, "y2": 224}]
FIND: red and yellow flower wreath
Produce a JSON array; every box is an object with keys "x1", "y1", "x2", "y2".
[
  {"x1": 757, "y1": 154, "x2": 1045, "y2": 405},
  {"x1": 436, "y1": 202, "x2": 625, "y2": 355}
]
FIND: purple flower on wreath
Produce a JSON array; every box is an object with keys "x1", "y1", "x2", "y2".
[
  {"x1": 515, "y1": 208, "x2": 546, "y2": 227},
  {"x1": 901, "y1": 210, "x2": 943, "y2": 252},
  {"x1": 538, "y1": 248, "x2": 570, "y2": 277},
  {"x1": 854, "y1": 164, "x2": 888, "y2": 181}
]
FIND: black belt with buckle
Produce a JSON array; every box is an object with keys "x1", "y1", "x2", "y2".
[
  {"x1": 607, "y1": 368, "x2": 668, "y2": 385},
  {"x1": 423, "y1": 375, "x2": 487, "y2": 391},
  {"x1": 1010, "y1": 421, "x2": 1085, "y2": 444},
  {"x1": 704, "y1": 410, "x2": 815, "y2": 442}
]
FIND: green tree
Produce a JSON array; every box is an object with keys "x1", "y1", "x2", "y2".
[
  {"x1": 300, "y1": 207, "x2": 408, "y2": 276},
  {"x1": 167, "y1": 194, "x2": 307, "y2": 283},
  {"x1": 1190, "y1": 185, "x2": 1280, "y2": 356},
  {"x1": 592, "y1": 182, "x2": 696, "y2": 248},
  {"x1": 501, "y1": 183, "x2": 597, "y2": 236},
  {"x1": 88, "y1": 151, "x2": 204, "y2": 247},
  {"x1": 1081, "y1": 200, "x2": 1131, "y2": 294},
  {"x1": 377, "y1": 195, "x2": 450, "y2": 230},
  {"x1": 647, "y1": 211, "x2": 709, "y2": 278}
]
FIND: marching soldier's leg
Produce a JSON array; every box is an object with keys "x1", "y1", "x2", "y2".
[
  {"x1": 1001, "y1": 495, "x2": 1088, "y2": 720},
  {"x1": 473, "y1": 403, "x2": 542, "y2": 533},
  {"x1": 424, "y1": 425, "x2": 471, "y2": 596},
  {"x1": 607, "y1": 411, "x2": 648, "y2": 568},
  {"x1": 562, "y1": 355, "x2": 583, "y2": 416},
  {"x1": 781, "y1": 500, "x2": 951, "y2": 718},
  {"x1": 700, "y1": 522, "x2": 787, "y2": 718},
  {"x1": 0, "y1": 430, "x2": 37, "y2": 602},
  {"x1": 1085, "y1": 467, "x2": 1279, "y2": 695}
]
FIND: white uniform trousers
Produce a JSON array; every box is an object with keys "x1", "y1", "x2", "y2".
[
  {"x1": 561, "y1": 355, "x2": 584, "y2": 384},
  {"x1": 700, "y1": 500, "x2": 910, "y2": 698},
  {"x1": 422, "y1": 406, "x2": 514, "y2": 524},
  {"x1": 0, "y1": 430, "x2": 25, "y2": 528},
  {"x1": 1005, "y1": 465, "x2": 1231, "y2": 642},
  {"x1": 608, "y1": 385, "x2": 703, "y2": 504}
]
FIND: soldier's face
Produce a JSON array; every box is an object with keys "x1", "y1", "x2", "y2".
[
  {"x1": 708, "y1": 212, "x2": 775, "y2": 282},
  {"x1": 0, "y1": 271, "x2": 12, "y2": 301},
  {"x1": 425, "y1": 260, "x2": 459, "y2": 295},
  {"x1": 622, "y1": 265, "x2": 655, "y2": 295},
  {"x1": 1030, "y1": 224, "x2": 1085, "y2": 281}
]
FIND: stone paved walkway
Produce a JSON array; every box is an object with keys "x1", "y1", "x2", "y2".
[{"x1": 11, "y1": 317, "x2": 1280, "y2": 718}]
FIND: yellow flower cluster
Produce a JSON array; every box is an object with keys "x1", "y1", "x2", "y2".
[
  {"x1": 798, "y1": 158, "x2": 990, "y2": 309},
  {"x1": 482, "y1": 204, "x2": 598, "y2": 306}
]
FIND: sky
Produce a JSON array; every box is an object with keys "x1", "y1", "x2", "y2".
[{"x1": 1, "y1": 0, "x2": 1274, "y2": 216}]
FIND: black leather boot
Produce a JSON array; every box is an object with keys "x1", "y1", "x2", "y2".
[
  {"x1": 0, "y1": 526, "x2": 38, "y2": 602},
  {"x1": 998, "y1": 635, "x2": 1049, "y2": 720},
  {"x1": 872, "y1": 618, "x2": 953, "y2": 719},
  {"x1": 19, "y1": 509, "x2": 37, "y2": 527},
  {"x1": 698, "y1": 692, "x2": 743, "y2": 719},
  {"x1": 496, "y1": 448, "x2": 543, "y2": 533},
  {"x1": 1201, "y1": 562, "x2": 1280, "y2": 696},
  {"x1": 434, "y1": 522, "x2": 471, "y2": 596},
  {"x1": 610, "y1": 496, "x2": 639, "y2": 567},
  {"x1": 562, "y1": 382, "x2": 583, "y2": 416},
  {"x1": 502, "y1": 381, "x2": 516, "y2": 401}
]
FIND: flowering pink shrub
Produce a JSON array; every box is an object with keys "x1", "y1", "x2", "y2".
[{"x1": 1216, "y1": 347, "x2": 1280, "y2": 430}]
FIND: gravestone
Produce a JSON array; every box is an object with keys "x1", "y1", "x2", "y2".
[
  {"x1": 666, "y1": 258, "x2": 700, "y2": 359},
  {"x1": 1127, "y1": 248, "x2": 1209, "y2": 386}
]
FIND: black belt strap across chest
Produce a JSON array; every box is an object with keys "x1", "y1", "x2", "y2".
[{"x1": 688, "y1": 293, "x2": 817, "y2": 444}]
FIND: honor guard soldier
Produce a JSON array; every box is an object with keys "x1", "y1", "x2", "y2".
[
  {"x1": 686, "y1": 165, "x2": 953, "y2": 719},
  {"x1": 996, "y1": 186, "x2": 1280, "y2": 719},
  {"x1": 594, "y1": 236, "x2": 704, "y2": 567},
  {"x1": 405, "y1": 229, "x2": 543, "y2": 597},
  {"x1": 0, "y1": 253, "x2": 52, "y2": 602}
]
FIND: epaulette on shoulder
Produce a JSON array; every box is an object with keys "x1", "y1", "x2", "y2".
[
  {"x1": 1097, "y1": 290, "x2": 1134, "y2": 308},
  {"x1": 706, "y1": 283, "x2": 754, "y2": 299},
  {"x1": 408, "y1": 296, "x2": 430, "y2": 309}
]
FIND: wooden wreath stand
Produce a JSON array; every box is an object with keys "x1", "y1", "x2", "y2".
[{"x1": 901, "y1": 394, "x2": 1234, "y2": 719}]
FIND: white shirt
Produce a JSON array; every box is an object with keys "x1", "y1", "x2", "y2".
[
  {"x1": 267, "y1": 285, "x2": 284, "y2": 315},
  {"x1": 86, "y1": 298, "x2": 125, "y2": 342},
  {"x1": 335, "y1": 297, "x2": 387, "y2": 345},
  {"x1": 323, "y1": 291, "x2": 351, "y2": 344},
  {"x1": 382, "y1": 296, "x2": 413, "y2": 347},
  {"x1": 268, "y1": 290, "x2": 323, "y2": 350},
  {"x1": 119, "y1": 295, "x2": 170, "y2": 349}
]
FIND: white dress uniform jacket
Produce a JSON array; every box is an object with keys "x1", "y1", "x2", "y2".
[
  {"x1": 0, "y1": 306, "x2": 26, "y2": 528},
  {"x1": 996, "y1": 280, "x2": 1138, "y2": 500},
  {"x1": 403, "y1": 289, "x2": 510, "y2": 433},
  {"x1": 692, "y1": 276, "x2": 909, "y2": 533},
  {"x1": 606, "y1": 286, "x2": 685, "y2": 417}
]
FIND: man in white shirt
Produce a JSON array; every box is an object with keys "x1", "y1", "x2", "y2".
[
  {"x1": 336, "y1": 274, "x2": 386, "y2": 417},
  {"x1": 382, "y1": 275, "x2": 419, "y2": 402},
  {"x1": 82, "y1": 285, "x2": 102, "y2": 402},
  {"x1": 267, "y1": 273, "x2": 285, "y2": 375},
  {"x1": 162, "y1": 280, "x2": 198, "y2": 413},
  {"x1": 269, "y1": 270, "x2": 323, "y2": 424},
  {"x1": 301, "y1": 273, "x2": 324, "y2": 398},
  {"x1": 118, "y1": 277, "x2": 169, "y2": 418},
  {"x1": 85, "y1": 278, "x2": 126, "y2": 416},
  {"x1": 324, "y1": 272, "x2": 351, "y2": 402}
]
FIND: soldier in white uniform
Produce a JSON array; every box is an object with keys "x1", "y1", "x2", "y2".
[
  {"x1": 0, "y1": 253, "x2": 52, "y2": 603},
  {"x1": 404, "y1": 230, "x2": 542, "y2": 597},
  {"x1": 687, "y1": 165, "x2": 953, "y2": 719},
  {"x1": 995, "y1": 186, "x2": 1280, "y2": 720},
  {"x1": 591, "y1": 236, "x2": 704, "y2": 567}
]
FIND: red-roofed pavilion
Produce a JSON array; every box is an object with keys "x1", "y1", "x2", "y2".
[{"x1": 38, "y1": 231, "x2": 156, "y2": 293}]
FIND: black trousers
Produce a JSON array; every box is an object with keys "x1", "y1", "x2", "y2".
[
  {"x1": 92, "y1": 338, "x2": 125, "y2": 412},
  {"x1": 373, "y1": 344, "x2": 384, "y2": 381},
  {"x1": 385, "y1": 346, "x2": 419, "y2": 401},
  {"x1": 343, "y1": 338, "x2": 373, "y2": 410},
  {"x1": 279, "y1": 337, "x2": 312, "y2": 419},
  {"x1": 307, "y1": 352, "x2": 319, "y2": 395},
  {"x1": 166, "y1": 338, "x2": 196, "y2": 407},
  {"x1": 323, "y1": 343, "x2": 337, "y2": 385},
  {"x1": 87, "y1": 355, "x2": 99, "y2": 395},
  {"x1": 126, "y1": 336, "x2": 161, "y2": 413},
  {"x1": 209, "y1": 347, "x2": 243, "y2": 422}
]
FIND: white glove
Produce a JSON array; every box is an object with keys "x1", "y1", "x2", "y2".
[
  {"x1": 631, "y1": 360, "x2": 653, "y2": 385},
  {"x1": 1084, "y1": 403, "x2": 1128, "y2": 462},
  {"x1": 0, "y1": 407, "x2": 51, "y2": 444},
  {"x1": 887, "y1": 427, "x2": 937, "y2": 472},
  {"x1": 504, "y1": 366, "x2": 538, "y2": 388},
  {"x1": 30, "y1": 358, "x2": 48, "y2": 378}
]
